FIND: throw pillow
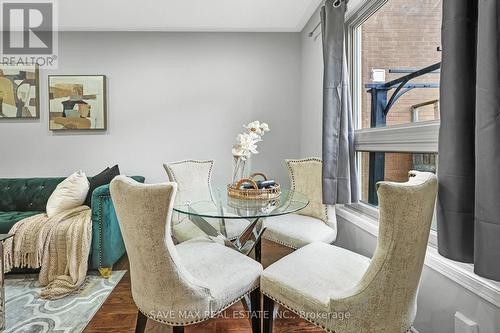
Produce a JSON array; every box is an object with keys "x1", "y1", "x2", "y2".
[
  {"x1": 84, "y1": 165, "x2": 120, "y2": 207},
  {"x1": 46, "y1": 170, "x2": 90, "y2": 217}
]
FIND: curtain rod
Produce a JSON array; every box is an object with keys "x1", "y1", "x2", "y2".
[
  {"x1": 308, "y1": 0, "x2": 344, "y2": 38},
  {"x1": 308, "y1": 21, "x2": 321, "y2": 37}
]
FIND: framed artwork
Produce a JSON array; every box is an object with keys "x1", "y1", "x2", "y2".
[
  {"x1": 0, "y1": 65, "x2": 40, "y2": 118},
  {"x1": 48, "y1": 75, "x2": 107, "y2": 130}
]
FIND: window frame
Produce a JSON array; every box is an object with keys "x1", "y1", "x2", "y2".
[
  {"x1": 346, "y1": 0, "x2": 388, "y2": 128},
  {"x1": 345, "y1": 0, "x2": 440, "y2": 246}
]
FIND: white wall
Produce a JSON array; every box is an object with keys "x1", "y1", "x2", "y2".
[{"x1": 0, "y1": 32, "x2": 302, "y2": 184}]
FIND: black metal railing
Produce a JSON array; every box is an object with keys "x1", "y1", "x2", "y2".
[{"x1": 364, "y1": 62, "x2": 441, "y2": 205}]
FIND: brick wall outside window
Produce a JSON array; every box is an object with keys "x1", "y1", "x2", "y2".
[{"x1": 358, "y1": 0, "x2": 442, "y2": 203}]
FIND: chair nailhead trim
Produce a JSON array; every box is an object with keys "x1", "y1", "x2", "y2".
[
  {"x1": 262, "y1": 291, "x2": 335, "y2": 333},
  {"x1": 166, "y1": 160, "x2": 214, "y2": 187},
  {"x1": 166, "y1": 160, "x2": 215, "y2": 202},
  {"x1": 262, "y1": 228, "x2": 335, "y2": 249},
  {"x1": 286, "y1": 158, "x2": 329, "y2": 222},
  {"x1": 262, "y1": 291, "x2": 414, "y2": 333},
  {"x1": 138, "y1": 285, "x2": 259, "y2": 326},
  {"x1": 96, "y1": 194, "x2": 108, "y2": 270},
  {"x1": 167, "y1": 160, "x2": 227, "y2": 236},
  {"x1": 262, "y1": 234, "x2": 299, "y2": 250}
]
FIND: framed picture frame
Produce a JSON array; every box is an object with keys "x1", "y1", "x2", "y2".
[
  {"x1": 48, "y1": 75, "x2": 107, "y2": 131},
  {"x1": 0, "y1": 65, "x2": 40, "y2": 119}
]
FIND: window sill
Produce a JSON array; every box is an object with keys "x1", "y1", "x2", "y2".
[{"x1": 336, "y1": 204, "x2": 500, "y2": 308}]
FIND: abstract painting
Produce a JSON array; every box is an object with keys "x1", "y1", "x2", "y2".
[
  {"x1": 0, "y1": 66, "x2": 39, "y2": 118},
  {"x1": 48, "y1": 75, "x2": 106, "y2": 130}
]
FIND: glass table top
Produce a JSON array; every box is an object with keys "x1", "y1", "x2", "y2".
[
  {"x1": 173, "y1": 187, "x2": 309, "y2": 219},
  {"x1": 0, "y1": 234, "x2": 13, "y2": 242}
]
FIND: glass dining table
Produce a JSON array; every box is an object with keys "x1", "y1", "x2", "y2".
[{"x1": 173, "y1": 187, "x2": 309, "y2": 263}]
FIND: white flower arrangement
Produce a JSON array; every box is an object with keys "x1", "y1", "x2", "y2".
[{"x1": 232, "y1": 120, "x2": 270, "y2": 160}]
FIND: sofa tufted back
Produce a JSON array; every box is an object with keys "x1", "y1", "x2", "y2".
[{"x1": 0, "y1": 178, "x2": 66, "y2": 212}]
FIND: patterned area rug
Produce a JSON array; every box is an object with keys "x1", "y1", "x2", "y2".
[{"x1": 4, "y1": 271, "x2": 125, "y2": 333}]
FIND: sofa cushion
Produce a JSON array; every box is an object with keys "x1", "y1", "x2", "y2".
[
  {"x1": 176, "y1": 237, "x2": 262, "y2": 305},
  {"x1": 261, "y1": 242, "x2": 370, "y2": 310},
  {"x1": 0, "y1": 174, "x2": 113, "y2": 212},
  {"x1": 0, "y1": 178, "x2": 65, "y2": 212},
  {"x1": 0, "y1": 211, "x2": 44, "y2": 233},
  {"x1": 263, "y1": 213, "x2": 337, "y2": 249}
]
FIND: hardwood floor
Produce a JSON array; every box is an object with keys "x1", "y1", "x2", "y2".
[{"x1": 84, "y1": 239, "x2": 323, "y2": 333}]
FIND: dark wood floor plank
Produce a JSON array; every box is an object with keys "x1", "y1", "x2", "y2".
[{"x1": 84, "y1": 239, "x2": 323, "y2": 333}]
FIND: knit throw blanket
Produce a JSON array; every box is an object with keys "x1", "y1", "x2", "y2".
[{"x1": 4, "y1": 206, "x2": 92, "y2": 299}]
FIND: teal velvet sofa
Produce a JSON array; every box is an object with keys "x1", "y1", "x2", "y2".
[{"x1": 0, "y1": 175, "x2": 145, "y2": 274}]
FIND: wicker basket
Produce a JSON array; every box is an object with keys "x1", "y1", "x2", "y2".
[
  {"x1": 227, "y1": 173, "x2": 281, "y2": 200},
  {"x1": 227, "y1": 196, "x2": 279, "y2": 210}
]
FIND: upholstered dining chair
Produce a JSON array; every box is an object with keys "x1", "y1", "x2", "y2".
[
  {"x1": 263, "y1": 158, "x2": 337, "y2": 249},
  {"x1": 110, "y1": 177, "x2": 263, "y2": 333},
  {"x1": 261, "y1": 171, "x2": 437, "y2": 333},
  {"x1": 164, "y1": 159, "x2": 250, "y2": 243}
]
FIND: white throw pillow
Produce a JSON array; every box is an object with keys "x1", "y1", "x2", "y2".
[{"x1": 46, "y1": 171, "x2": 90, "y2": 217}]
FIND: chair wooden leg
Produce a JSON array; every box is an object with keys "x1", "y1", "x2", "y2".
[
  {"x1": 255, "y1": 237, "x2": 262, "y2": 263},
  {"x1": 250, "y1": 288, "x2": 261, "y2": 333},
  {"x1": 172, "y1": 326, "x2": 184, "y2": 333},
  {"x1": 263, "y1": 294, "x2": 274, "y2": 333},
  {"x1": 135, "y1": 310, "x2": 147, "y2": 333}
]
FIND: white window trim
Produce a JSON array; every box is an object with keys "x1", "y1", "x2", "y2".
[
  {"x1": 344, "y1": 201, "x2": 438, "y2": 247},
  {"x1": 355, "y1": 120, "x2": 439, "y2": 153},
  {"x1": 336, "y1": 205, "x2": 500, "y2": 308},
  {"x1": 346, "y1": 0, "x2": 389, "y2": 130}
]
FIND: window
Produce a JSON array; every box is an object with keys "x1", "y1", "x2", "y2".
[
  {"x1": 359, "y1": 152, "x2": 438, "y2": 202},
  {"x1": 347, "y1": 0, "x2": 441, "y2": 230}
]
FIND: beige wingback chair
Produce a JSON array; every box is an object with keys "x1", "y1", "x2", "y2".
[
  {"x1": 110, "y1": 176, "x2": 262, "y2": 333},
  {"x1": 261, "y1": 171, "x2": 437, "y2": 333},
  {"x1": 164, "y1": 160, "x2": 250, "y2": 242},
  {"x1": 263, "y1": 158, "x2": 337, "y2": 249}
]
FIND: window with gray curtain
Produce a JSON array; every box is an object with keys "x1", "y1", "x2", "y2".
[
  {"x1": 347, "y1": 0, "x2": 500, "y2": 282},
  {"x1": 347, "y1": 0, "x2": 441, "y2": 230}
]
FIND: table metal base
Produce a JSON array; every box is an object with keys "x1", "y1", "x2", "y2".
[{"x1": 188, "y1": 215, "x2": 265, "y2": 263}]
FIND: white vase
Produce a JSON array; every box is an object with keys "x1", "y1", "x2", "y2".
[{"x1": 232, "y1": 155, "x2": 252, "y2": 184}]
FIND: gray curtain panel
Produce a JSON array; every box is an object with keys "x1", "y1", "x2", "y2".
[
  {"x1": 321, "y1": 0, "x2": 358, "y2": 205},
  {"x1": 438, "y1": 0, "x2": 500, "y2": 281}
]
